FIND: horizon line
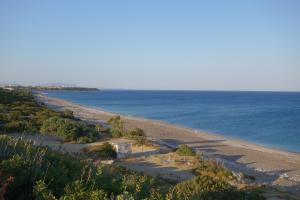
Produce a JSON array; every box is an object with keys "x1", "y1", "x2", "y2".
[{"x1": 98, "y1": 88, "x2": 300, "y2": 93}]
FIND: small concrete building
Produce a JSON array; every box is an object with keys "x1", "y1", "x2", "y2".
[
  {"x1": 109, "y1": 139, "x2": 132, "y2": 158},
  {"x1": 3, "y1": 87, "x2": 14, "y2": 91}
]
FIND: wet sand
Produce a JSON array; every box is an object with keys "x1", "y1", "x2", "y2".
[{"x1": 37, "y1": 94, "x2": 300, "y2": 194}]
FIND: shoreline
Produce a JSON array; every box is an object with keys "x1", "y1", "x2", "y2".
[
  {"x1": 88, "y1": 104, "x2": 299, "y2": 155},
  {"x1": 85, "y1": 104, "x2": 300, "y2": 154},
  {"x1": 36, "y1": 93, "x2": 300, "y2": 193}
]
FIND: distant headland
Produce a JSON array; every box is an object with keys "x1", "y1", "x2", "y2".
[{"x1": 0, "y1": 83, "x2": 100, "y2": 91}]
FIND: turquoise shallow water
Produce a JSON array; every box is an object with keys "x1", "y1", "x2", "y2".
[{"x1": 45, "y1": 90, "x2": 300, "y2": 153}]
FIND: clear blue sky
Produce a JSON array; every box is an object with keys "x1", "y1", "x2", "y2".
[{"x1": 0, "y1": 0, "x2": 299, "y2": 91}]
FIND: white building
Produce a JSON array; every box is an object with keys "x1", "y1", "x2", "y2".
[{"x1": 110, "y1": 139, "x2": 132, "y2": 158}]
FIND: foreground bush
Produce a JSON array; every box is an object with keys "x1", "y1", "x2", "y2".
[
  {"x1": 0, "y1": 136, "x2": 169, "y2": 200},
  {"x1": 0, "y1": 136, "x2": 265, "y2": 200},
  {"x1": 170, "y1": 175, "x2": 264, "y2": 200}
]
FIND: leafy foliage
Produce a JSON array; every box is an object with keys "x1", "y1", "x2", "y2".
[
  {"x1": 0, "y1": 88, "x2": 101, "y2": 143},
  {"x1": 62, "y1": 109, "x2": 75, "y2": 119},
  {"x1": 126, "y1": 128, "x2": 147, "y2": 149},
  {"x1": 0, "y1": 89, "x2": 265, "y2": 200},
  {"x1": 0, "y1": 136, "x2": 169, "y2": 200},
  {"x1": 194, "y1": 157, "x2": 233, "y2": 181},
  {"x1": 176, "y1": 144, "x2": 195, "y2": 156},
  {"x1": 107, "y1": 116, "x2": 124, "y2": 138},
  {"x1": 170, "y1": 175, "x2": 264, "y2": 200},
  {"x1": 83, "y1": 142, "x2": 117, "y2": 159}
]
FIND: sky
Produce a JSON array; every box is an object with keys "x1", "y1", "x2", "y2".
[{"x1": 0, "y1": 0, "x2": 299, "y2": 91}]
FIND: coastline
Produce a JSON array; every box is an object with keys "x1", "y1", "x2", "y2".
[{"x1": 36, "y1": 93, "x2": 300, "y2": 193}]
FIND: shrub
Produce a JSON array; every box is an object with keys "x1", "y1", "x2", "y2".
[
  {"x1": 0, "y1": 136, "x2": 264, "y2": 200},
  {"x1": 126, "y1": 128, "x2": 147, "y2": 151},
  {"x1": 126, "y1": 128, "x2": 145, "y2": 139},
  {"x1": 40, "y1": 117, "x2": 82, "y2": 141},
  {"x1": 84, "y1": 142, "x2": 117, "y2": 159},
  {"x1": 194, "y1": 158, "x2": 233, "y2": 181},
  {"x1": 0, "y1": 135, "x2": 84, "y2": 199},
  {"x1": 40, "y1": 117, "x2": 100, "y2": 142},
  {"x1": 169, "y1": 175, "x2": 264, "y2": 200},
  {"x1": 107, "y1": 116, "x2": 124, "y2": 138},
  {"x1": 176, "y1": 144, "x2": 195, "y2": 156},
  {"x1": 63, "y1": 109, "x2": 74, "y2": 119},
  {"x1": 0, "y1": 88, "x2": 99, "y2": 143}
]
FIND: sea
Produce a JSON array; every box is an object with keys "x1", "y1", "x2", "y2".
[{"x1": 45, "y1": 90, "x2": 300, "y2": 153}]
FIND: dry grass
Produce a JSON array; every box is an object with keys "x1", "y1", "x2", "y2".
[
  {"x1": 147, "y1": 152, "x2": 198, "y2": 170},
  {"x1": 131, "y1": 143, "x2": 158, "y2": 152}
]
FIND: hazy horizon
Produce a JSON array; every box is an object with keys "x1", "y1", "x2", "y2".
[{"x1": 1, "y1": 1, "x2": 299, "y2": 91}]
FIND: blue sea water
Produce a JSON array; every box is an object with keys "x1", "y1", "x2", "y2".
[{"x1": 45, "y1": 90, "x2": 300, "y2": 153}]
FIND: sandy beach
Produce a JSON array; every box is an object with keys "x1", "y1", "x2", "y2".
[{"x1": 37, "y1": 94, "x2": 300, "y2": 194}]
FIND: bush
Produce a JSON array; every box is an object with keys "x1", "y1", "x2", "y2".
[
  {"x1": 0, "y1": 89, "x2": 99, "y2": 143},
  {"x1": 63, "y1": 109, "x2": 74, "y2": 119},
  {"x1": 0, "y1": 136, "x2": 264, "y2": 200},
  {"x1": 194, "y1": 158, "x2": 233, "y2": 181},
  {"x1": 5, "y1": 120, "x2": 36, "y2": 133},
  {"x1": 170, "y1": 175, "x2": 264, "y2": 200},
  {"x1": 0, "y1": 135, "x2": 84, "y2": 199},
  {"x1": 84, "y1": 142, "x2": 117, "y2": 159},
  {"x1": 40, "y1": 117, "x2": 82, "y2": 141},
  {"x1": 126, "y1": 128, "x2": 145, "y2": 139},
  {"x1": 108, "y1": 116, "x2": 124, "y2": 138},
  {"x1": 176, "y1": 144, "x2": 195, "y2": 156},
  {"x1": 40, "y1": 117, "x2": 100, "y2": 142}
]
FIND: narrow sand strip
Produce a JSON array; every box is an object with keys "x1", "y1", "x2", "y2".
[{"x1": 36, "y1": 94, "x2": 300, "y2": 194}]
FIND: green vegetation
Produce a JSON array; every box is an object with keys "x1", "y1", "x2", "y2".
[
  {"x1": 126, "y1": 128, "x2": 147, "y2": 152},
  {"x1": 107, "y1": 116, "x2": 124, "y2": 138},
  {"x1": 126, "y1": 128, "x2": 145, "y2": 139},
  {"x1": 40, "y1": 117, "x2": 99, "y2": 142},
  {"x1": 83, "y1": 142, "x2": 117, "y2": 159},
  {"x1": 194, "y1": 157, "x2": 233, "y2": 180},
  {"x1": 95, "y1": 124, "x2": 109, "y2": 133},
  {"x1": 0, "y1": 88, "x2": 265, "y2": 199},
  {"x1": 0, "y1": 88, "x2": 102, "y2": 143},
  {"x1": 0, "y1": 136, "x2": 265, "y2": 200},
  {"x1": 176, "y1": 144, "x2": 195, "y2": 156},
  {"x1": 0, "y1": 136, "x2": 169, "y2": 200},
  {"x1": 62, "y1": 109, "x2": 74, "y2": 119},
  {"x1": 171, "y1": 175, "x2": 264, "y2": 200}
]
